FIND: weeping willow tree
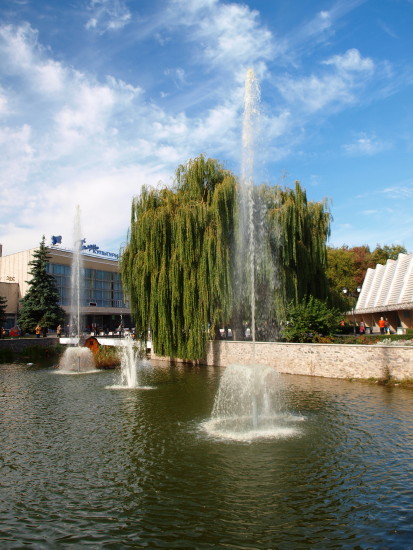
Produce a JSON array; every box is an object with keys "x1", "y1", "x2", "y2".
[
  {"x1": 121, "y1": 155, "x2": 237, "y2": 360},
  {"x1": 231, "y1": 181, "x2": 331, "y2": 340},
  {"x1": 265, "y1": 181, "x2": 331, "y2": 316}
]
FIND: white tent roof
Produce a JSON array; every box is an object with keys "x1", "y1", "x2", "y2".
[{"x1": 356, "y1": 253, "x2": 413, "y2": 313}]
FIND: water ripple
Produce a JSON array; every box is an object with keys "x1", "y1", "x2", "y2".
[{"x1": 1, "y1": 364, "x2": 413, "y2": 548}]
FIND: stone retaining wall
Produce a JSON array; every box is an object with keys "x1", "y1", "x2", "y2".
[
  {"x1": 0, "y1": 337, "x2": 59, "y2": 353},
  {"x1": 204, "y1": 341, "x2": 413, "y2": 381},
  {"x1": 154, "y1": 341, "x2": 413, "y2": 381}
]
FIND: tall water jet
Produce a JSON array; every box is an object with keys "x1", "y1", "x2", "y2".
[
  {"x1": 70, "y1": 205, "x2": 83, "y2": 343},
  {"x1": 58, "y1": 206, "x2": 96, "y2": 372},
  {"x1": 236, "y1": 69, "x2": 279, "y2": 342},
  {"x1": 238, "y1": 67, "x2": 260, "y2": 343},
  {"x1": 207, "y1": 69, "x2": 285, "y2": 437},
  {"x1": 107, "y1": 336, "x2": 153, "y2": 389},
  {"x1": 119, "y1": 336, "x2": 139, "y2": 388}
]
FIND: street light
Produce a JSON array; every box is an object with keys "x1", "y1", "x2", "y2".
[{"x1": 342, "y1": 286, "x2": 362, "y2": 335}]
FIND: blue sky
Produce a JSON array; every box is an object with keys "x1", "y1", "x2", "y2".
[{"x1": 0, "y1": 0, "x2": 412, "y2": 256}]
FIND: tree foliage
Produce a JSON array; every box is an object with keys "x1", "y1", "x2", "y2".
[
  {"x1": 282, "y1": 296, "x2": 341, "y2": 343},
  {"x1": 233, "y1": 181, "x2": 331, "y2": 333},
  {"x1": 18, "y1": 236, "x2": 65, "y2": 333},
  {"x1": 121, "y1": 155, "x2": 237, "y2": 360},
  {"x1": 371, "y1": 244, "x2": 407, "y2": 265},
  {"x1": 264, "y1": 181, "x2": 331, "y2": 314},
  {"x1": 122, "y1": 160, "x2": 333, "y2": 357}
]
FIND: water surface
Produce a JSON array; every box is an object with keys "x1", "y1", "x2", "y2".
[{"x1": 1, "y1": 361, "x2": 412, "y2": 548}]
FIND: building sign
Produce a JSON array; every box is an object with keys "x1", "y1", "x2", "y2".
[
  {"x1": 51, "y1": 236, "x2": 119, "y2": 260},
  {"x1": 51, "y1": 235, "x2": 62, "y2": 245},
  {"x1": 81, "y1": 242, "x2": 119, "y2": 260}
]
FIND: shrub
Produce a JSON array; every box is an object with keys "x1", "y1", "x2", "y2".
[
  {"x1": 282, "y1": 296, "x2": 342, "y2": 343},
  {"x1": 94, "y1": 346, "x2": 120, "y2": 368}
]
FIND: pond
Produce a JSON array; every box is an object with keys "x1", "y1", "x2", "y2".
[{"x1": 1, "y1": 361, "x2": 413, "y2": 548}]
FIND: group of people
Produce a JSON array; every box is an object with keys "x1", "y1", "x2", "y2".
[
  {"x1": 345, "y1": 319, "x2": 391, "y2": 334},
  {"x1": 0, "y1": 326, "x2": 20, "y2": 338},
  {"x1": 378, "y1": 317, "x2": 391, "y2": 334}
]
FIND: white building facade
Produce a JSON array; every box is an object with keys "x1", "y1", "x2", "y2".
[
  {"x1": 0, "y1": 243, "x2": 131, "y2": 332},
  {"x1": 354, "y1": 253, "x2": 413, "y2": 333}
]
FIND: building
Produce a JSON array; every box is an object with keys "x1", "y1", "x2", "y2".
[
  {"x1": 354, "y1": 253, "x2": 413, "y2": 333},
  {"x1": 0, "y1": 242, "x2": 131, "y2": 333}
]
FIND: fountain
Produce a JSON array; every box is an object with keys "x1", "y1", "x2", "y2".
[
  {"x1": 204, "y1": 364, "x2": 302, "y2": 440},
  {"x1": 206, "y1": 69, "x2": 294, "y2": 439},
  {"x1": 58, "y1": 206, "x2": 96, "y2": 373},
  {"x1": 118, "y1": 336, "x2": 140, "y2": 388},
  {"x1": 106, "y1": 335, "x2": 153, "y2": 389},
  {"x1": 58, "y1": 346, "x2": 96, "y2": 373}
]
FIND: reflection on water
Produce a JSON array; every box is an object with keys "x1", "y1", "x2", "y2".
[{"x1": 1, "y1": 361, "x2": 413, "y2": 548}]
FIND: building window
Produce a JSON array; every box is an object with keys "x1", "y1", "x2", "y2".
[{"x1": 48, "y1": 262, "x2": 127, "y2": 308}]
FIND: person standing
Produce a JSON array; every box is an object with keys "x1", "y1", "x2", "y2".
[
  {"x1": 35, "y1": 324, "x2": 41, "y2": 338},
  {"x1": 56, "y1": 324, "x2": 62, "y2": 338},
  {"x1": 378, "y1": 317, "x2": 386, "y2": 334},
  {"x1": 359, "y1": 321, "x2": 365, "y2": 335}
]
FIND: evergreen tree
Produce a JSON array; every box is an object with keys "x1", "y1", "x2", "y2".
[
  {"x1": 18, "y1": 236, "x2": 65, "y2": 333},
  {"x1": 0, "y1": 295, "x2": 7, "y2": 327},
  {"x1": 121, "y1": 155, "x2": 237, "y2": 360}
]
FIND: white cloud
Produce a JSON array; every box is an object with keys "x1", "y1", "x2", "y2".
[
  {"x1": 35, "y1": 60, "x2": 66, "y2": 93},
  {"x1": 164, "y1": 67, "x2": 187, "y2": 88},
  {"x1": 85, "y1": 0, "x2": 131, "y2": 33},
  {"x1": 343, "y1": 133, "x2": 389, "y2": 156},
  {"x1": 0, "y1": 20, "x2": 249, "y2": 255},
  {"x1": 277, "y1": 73, "x2": 353, "y2": 112},
  {"x1": 323, "y1": 48, "x2": 374, "y2": 73},
  {"x1": 381, "y1": 185, "x2": 413, "y2": 198},
  {"x1": 0, "y1": 124, "x2": 34, "y2": 191},
  {"x1": 0, "y1": 88, "x2": 8, "y2": 115},
  {"x1": 0, "y1": 23, "x2": 69, "y2": 96},
  {"x1": 170, "y1": 0, "x2": 274, "y2": 71},
  {"x1": 277, "y1": 49, "x2": 374, "y2": 114},
  {"x1": 0, "y1": 22, "x2": 37, "y2": 71}
]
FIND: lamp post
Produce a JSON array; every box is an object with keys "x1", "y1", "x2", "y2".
[{"x1": 342, "y1": 286, "x2": 362, "y2": 335}]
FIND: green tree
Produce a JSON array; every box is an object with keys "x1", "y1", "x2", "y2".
[
  {"x1": 121, "y1": 155, "x2": 237, "y2": 360},
  {"x1": 0, "y1": 295, "x2": 7, "y2": 327},
  {"x1": 282, "y1": 296, "x2": 341, "y2": 343},
  {"x1": 326, "y1": 246, "x2": 357, "y2": 310},
  {"x1": 265, "y1": 181, "x2": 331, "y2": 314},
  {"x1": 371, "y1": 243, "x2": 407, "y2": 265},
  {"x1": 234, "y1": 182, "x2": 331, "y2": 336},
  {"x1": 18, "y1": 236, "x2": 65, "y2": 334}
]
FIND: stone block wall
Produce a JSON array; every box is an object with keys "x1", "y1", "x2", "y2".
[
  {"x1": 204, "y1": 341, "x2": 413, "y2": 381},
  {"x1": 0, "y1": 337, "x2": 59, "y2": 353}
]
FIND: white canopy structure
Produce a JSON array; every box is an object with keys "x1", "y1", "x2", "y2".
[{"x1": 355, "y1": 253, "x2": 413, "y2": 332}]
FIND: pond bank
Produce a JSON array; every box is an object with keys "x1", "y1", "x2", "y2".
[{"x1": 152, "y1": 340, "x2": 413, "y2": 382}]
